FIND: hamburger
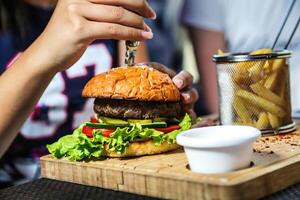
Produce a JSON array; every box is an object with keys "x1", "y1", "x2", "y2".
[{"x1": 47, "y1": 66, "x2": 192, "y2": 160}]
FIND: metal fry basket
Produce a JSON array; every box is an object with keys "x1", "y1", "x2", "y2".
[{"x1": 213, "y1": 50, "x2": 295, "y2": 134}]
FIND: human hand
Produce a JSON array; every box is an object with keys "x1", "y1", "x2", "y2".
[
  {"x1": 33, "y1": 0, "x2": 156, "y2": 73},
  {"x1": 172, "y1": 70, "x2": 198, "y2": 118},
  {"x1": 139, "y1": 62, "x2": 199, "y2": 118}
]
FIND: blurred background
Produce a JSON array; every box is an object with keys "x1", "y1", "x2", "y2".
[
  {"x1": 147, "y1": 0, "x2": 198, "y2": 81},
  {"x1": 146, "y1": 0, "x2": 203, "y2": 114}
]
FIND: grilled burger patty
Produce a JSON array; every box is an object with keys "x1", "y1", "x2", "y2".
[{"x1": 94, "y1": 98, "x2": 182, "y2": 119}]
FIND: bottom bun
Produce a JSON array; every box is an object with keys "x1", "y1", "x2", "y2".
[{"x1": 105, "y1": 140, "x2": 180, "y2": 157}]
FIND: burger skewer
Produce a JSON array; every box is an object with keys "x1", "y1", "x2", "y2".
[{"x1": 125, "y1": 41, "x2": 140, "y2": 66}]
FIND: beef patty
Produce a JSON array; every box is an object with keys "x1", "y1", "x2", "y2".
[{"x1": 94, "y1": 98, "x2": 182, "y2": 119}]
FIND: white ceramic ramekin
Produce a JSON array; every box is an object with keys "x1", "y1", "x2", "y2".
[{"x1": 176, "y1": 126, "x2": 261, "y2": 173}]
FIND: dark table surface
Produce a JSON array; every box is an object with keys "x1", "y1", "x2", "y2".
[{"x1": 0, "y1": 178, "x2": 300, "y2": 200}]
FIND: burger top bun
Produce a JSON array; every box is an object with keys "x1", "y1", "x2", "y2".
[{"x1": 82, "y1": 66, "x2": 180, "y2": 102}]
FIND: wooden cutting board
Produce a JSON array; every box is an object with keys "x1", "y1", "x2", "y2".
[{"x1": 40, "y1": 123, "x2": 300, "y2": 200}]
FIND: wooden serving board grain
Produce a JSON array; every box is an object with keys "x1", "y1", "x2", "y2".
[{"x1": 40, "y1": 124, "x2": 300, "y2": 200}]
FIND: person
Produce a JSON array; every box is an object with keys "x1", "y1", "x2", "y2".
[
  {"x1": 181, "y1": 0, "x2": 300, "y2": 115},
  {"x1": 0, "y1": 0, "x2": 198, "y2": 187}
]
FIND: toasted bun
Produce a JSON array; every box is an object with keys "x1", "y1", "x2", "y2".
[
  {"x1": 82, "y1": 66, "x2": 180, "y2": 102},
  {"x1": 104, "y1": 140, "x2": 180, "y2": 157}
]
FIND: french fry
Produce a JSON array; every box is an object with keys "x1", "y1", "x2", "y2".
[
  {"x1": 250, "y1": 49, "x2": 273, "y2": 55},
  {"x1": 263, "y1": 61, "x2": 272, "y2": 75},
  {"x1": 247, "y1": 61, "x2": 265, "y2": 82},
  {"x1": 236, "y1": 89, "x2": 286, "y2": 117},
  {"x1": 236, "y1": 61, "x2": 256, "y2": 69},
  {"x1": 233, "y1": 82, "x2": 261, "y2": 118},
  {"x1": 234, "y1": 117, "x2": 247, "y2": 125},
  {"x1": 276, "y1": 68, "x2": 288, "y2": 98},
  {"x1": 250, "y1": 49, "x2": 273, "y2": 77},
  {"x1": 258, "y1": 79, "x2": 265, "y2": 85},
  {"x1": 247, "y1": 103, "x2": 262, "y2": 118},
  {"x1": 234, "y1": 117, "x2": 243, "y2": 125},
  {"x1": 250, "y1": 82, "x2": 285, "y2": 107},
  {"x1": 234, "y1": 119, "x2": 255, "y2": 126},
  {"x1": 233, "y1": 73, "x2": 250, "y2": 85},
  {"x1": 217, "y1": 49, "x2": 225, "y2": 55},
  {"x1": 267, "y1": 113, "x2": 281, "y2": 128},
  {"x1": 263, "y1": 60, "x2": 273, "y2": 77},
  {"x1": 233, "y1": 96, "x2": 252, "y2": 124},
  {"x1": 233, "y1": 62, "x2": 251, "y2": 84},
  {"x1": 264, "y1": 71, "x2": 280, "y2": 91},
  {"x1": 278, "y1": 81, "x2": 286, "y2": 99},
  {"x1": 272, "y1": 59, "x2": 285, "y2": 71},
  {"x1": 250, "y1": 49, "x2": 274, "y2": 74},
  {"x1": 256, "y1": 112, "x2": 269, "y2": 129}
]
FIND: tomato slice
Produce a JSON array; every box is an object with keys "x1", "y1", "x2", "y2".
[
  {"x1": 101, "y1": 129, "x2": 115, "y2": 137},
  {"x1": 82, "y1": 126, "x2": 94, "y2": 138},
  {"x1": 155, "y1": 125, "x2": 180, "y2": 133},
  {"x1": 82, "y1": 125, "x2": 115, "y2": 138},
  {"x1": 90, "y1": 116, "x2": 99, "y2": 123}
]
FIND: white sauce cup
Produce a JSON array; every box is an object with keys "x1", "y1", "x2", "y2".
[{"x1": 176, "y1": 126, "x2": 261, "y2": 173}]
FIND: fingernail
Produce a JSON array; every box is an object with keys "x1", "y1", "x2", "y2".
[
  {"x1": 150, "y1": 12, "x2": 157, "y2": 20},
  {"x1": 141, "y1": 31, "x2": 153, "y2": 39},
  {"x1": 148, "y1": 6, "x2": 157, "y2": 19},
  {"x1": 173, "y1": 79, "x2": 184, "y2": 88},
  {"x1": 182, "y1": 93, "x2": 190, "y2": 101}
]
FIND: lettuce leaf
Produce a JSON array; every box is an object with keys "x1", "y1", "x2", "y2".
[
  {"x1": 163, "y1": 113, "x2": 192, "y2": 144},
  {"x1": 47, "y1": 114, "x2": 193, "y2": 161},
  {"x1": 47, "y1": 128, "x2": 105, "y2": 161},
  {"x1": 179, "y1": 113, "x2": 192, "y2": 131},
  {"x1": 163, "y1": 129, "x2": 181, "y2": 144}
]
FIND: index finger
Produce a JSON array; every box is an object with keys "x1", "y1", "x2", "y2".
[{"x1": 88, "y1": 0, "x2": 156, "y2": 19}]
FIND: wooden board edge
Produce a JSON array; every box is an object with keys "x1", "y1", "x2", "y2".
[
  {"x1": 218, "y1": 159, "x2": 300, "y2": 199},
  {"x1": 40, "y1": 155, "x2": 300, "y2": 200},
  {"x1": 40, "y1": 153, "x2": 300, "y2": 186},
  {"x1": 226, "y1": 153, "x2": 300, "y2": 185},
  {"x1": 40, "y1": 157, "x2": 209, "y2": 199}
]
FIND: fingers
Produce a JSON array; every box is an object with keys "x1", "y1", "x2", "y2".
[
  {"x1": 138, "y1": 62, "x2": 177, "y2": 77},
  {"x1": 85, "y1": 21, "x2": 153, "y2": 41},
  {"x1": 181, "y1": 88, "x2": 199, "y2": 105},
  {"x1": 182, "y1": 104, "x2": 197, "y2": 119},
  {"x1": 181, "y1": 86, "x2": 198, "y2": 119},
  {"x1": 66, "y1": 0, "x2": 154, "y2": 41},
  {"x1": 77, "y1": 3, "x2": 148, "y2": 30},
  {"x1": 172, "y1": 70, "x2": 193, "y2": 90},
  {"x1": 88, "y1": 0, "x2": 156, "y2": 19}
]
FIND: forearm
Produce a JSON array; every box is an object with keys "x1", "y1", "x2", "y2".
[
  {"x1": 189, "y1": 27, "x2": 226, "y2": 114},
  {"x1": 0, "y1": 38, "x2": 56, "y2": 157},
  {"x1": 0, "y1": 0, "x2": 156, "y2": 157}
]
